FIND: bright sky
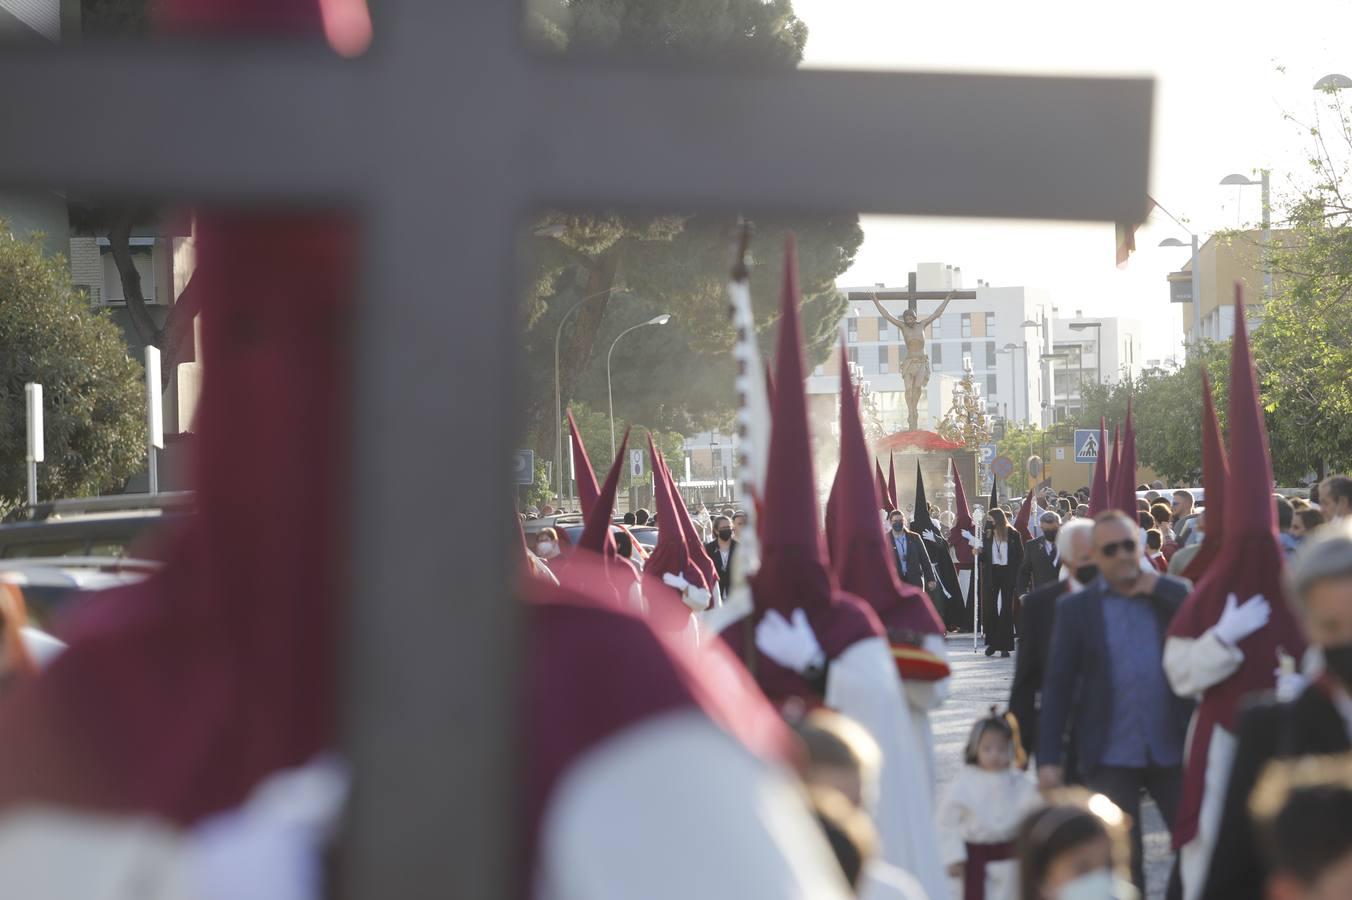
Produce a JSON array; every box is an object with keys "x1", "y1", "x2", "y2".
[{"x1": 791, "y1": 0, "x2": 1352, "y2": 363}]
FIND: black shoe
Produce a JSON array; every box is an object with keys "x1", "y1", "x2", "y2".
[
  {"x1": 985, "y1": 646, "x2": 996, "y2": 657},
  {"x1": 1001, "y1": 651, "x2": 1011, "y2": 658}
]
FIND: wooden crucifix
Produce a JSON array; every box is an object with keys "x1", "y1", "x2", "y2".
[
  {"x1": 0, "y1": 6, "x2": 1152, "y2": 898},
  {"x1": 850, "y1": 272, "x2": 980, "y2": 431}
]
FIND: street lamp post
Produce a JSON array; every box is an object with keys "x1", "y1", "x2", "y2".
[
  {"x1": 607, "y1": 313, "x2": 672, "y2": 457},
  {"x1": 555, "y1": 285, "x2": 627, "y2": 505},
  {"x1": 1067, "y1": 321, "x2": 1103, "y2": 385},
  {"x1": 1220, "y1": 171, "x2": 1272, "y2": 301},
  {"x1": 1022, "y1": 314, "x2": 1049, "y2": 427},
  {"x1": 998, "y1": 342, "x2": 1027, "y2": 425},
  {"x1": 1160, "y1": 235, "x2": 1203, "y2": 352},
  {"x1": 1040, "y1": 351, "x2": 1070, "y2": 423}
]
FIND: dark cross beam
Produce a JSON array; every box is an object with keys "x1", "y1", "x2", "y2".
[
  {"x1": 847, "y1": 271, "x2": 978, "y2": 314},
  {"x1": 0, "y1": 6, "x2": 1153, "y2": 898}
]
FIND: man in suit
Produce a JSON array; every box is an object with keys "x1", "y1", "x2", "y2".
[
  {"x1": 1037, "y1": 510, "x2": 1195, "y2": 891},
  {"x1": 1017, "y1": 510, "x2": 1063, "y2": 594},
  {"x1": 1008, "y1": 518, "x2": 1094, "y2": 771},
  {"x1": 1200, "y1": 521, "x2": 1352, "y2": 900},
  {"x1": 886, "y1": 509, "x2": 938, "y2": 596},
  {"x1": 703, "y1": 515, "x2": 737, "y2": 600}
]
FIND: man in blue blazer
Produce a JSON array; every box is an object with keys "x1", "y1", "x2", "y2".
[{"x1": 1037, "y1": 510, "x2": 1194, "y2": 891}]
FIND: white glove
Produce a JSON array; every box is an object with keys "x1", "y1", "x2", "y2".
[
  {"x1": 186, "y1": 755, "x2": 347, "y2": 900},
  {"x1": 756, "y1": 608, "x2": 824, "y2": 673},
  {"x1": 960, "y1": 530, "x2": 974, "y2": 543},
  {"x1": 1274, "y1": 667, "x2": 1308, "y2": 702},
  {"x1": 662, "y1": 572, "x2": 691, "y2": 592},
  {"x1": 1214, "y1": 592, "x2": 1271, "y2": 647},
  {"x1": 681, "y1": 584, "x2": 712, "y2": 613},
  {"x1": 922, "y1": 529, "x2": 938, "y2": 542}
]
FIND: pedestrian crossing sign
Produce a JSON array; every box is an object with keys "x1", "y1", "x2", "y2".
[{"x1": 1073, "y1": 429, "x2": 1101, "y2": 464}]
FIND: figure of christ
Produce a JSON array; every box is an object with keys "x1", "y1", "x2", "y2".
[{"x1": 871, "y1": 292, "x2": 957, "y2": 431}]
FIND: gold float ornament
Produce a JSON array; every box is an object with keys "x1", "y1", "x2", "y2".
[{"x1": 936, "y1": 360, "x2": 992, "y2": 449}]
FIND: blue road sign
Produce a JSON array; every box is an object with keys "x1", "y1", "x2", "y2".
[
  {"x1": 512, "y1": 449, "x2": 535, "y2": 485},
  {"x1": 979, "y1": 443, "x2": 997, "y2": 464},
  {"x1": 1073, "y1": 429, "x2": 1101, "y2": 464}
]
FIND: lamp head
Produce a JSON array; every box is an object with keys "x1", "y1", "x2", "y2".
[
  {"x1": 650, "y1": 314, "x2": 672, "y2": 326},
  {"x1": 1220, "y1": 173, "x2": 1259, "y2": 186}
]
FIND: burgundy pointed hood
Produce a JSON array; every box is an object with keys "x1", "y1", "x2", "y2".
[
  {"x1": 876, "y1": 459, "x2": 892, "y2": 513},
  {"x1": 1013, "y1": 488, "x2": 1035, "y2": 542},
  {"x1": 642, "y1": 434, "x2": 702, "y2": 629},
  {"x1": 948, "y1": 458, "x2": 976, "y2": 566},
  {"x1": 1088, "y1": 418, "x2": 1109, "y2": 516},
  {"x1": 1182, "y1": 370, "x2": 1228, "y2": 582},
  {"x1": 657, "y1": 449, "x2": 718, "y2": 598},
  {"x1": 751, "y1": 235, "x2": 881, "y2": 703},
  {"x1": 1167, "y1": 286, "x2": 1306, "y2": 848},
  {"x1": 575, "y1": 428, "x2": 629, "y2": 556},
  {"x1": 1114, "y1": 401, "x2": 1137, "y2": 515},
  {"x1": 826, "y1": 346, "x2": 943, "y2": 636},
  {"x1": 567, "y1": 409, "x2": 601, "y2": 518},
  {"x1": 1107, "y1": 423, "x2": 1121, "y2": 508},
  {"x1": 887, "y1": 453, "x2": 900, "y2": 512}
]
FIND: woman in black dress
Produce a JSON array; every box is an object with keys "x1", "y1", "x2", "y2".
[{"x1": 981, "y1": 508, "x2": 1022, "y2": 657}]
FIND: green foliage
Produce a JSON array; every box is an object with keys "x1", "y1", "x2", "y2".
[
  {"x1": 1071, "y1": 345, "x2": 1230, "y2": 485},
  {"x1": 530, "y1": 0, "x2": 809, "y2": 67},
  {"x1": 565, "y1": 401, "x2": 684, "y2": 491},
  {"x1": 1252, "y1": 92, "x2": 1352, "y2": 481},
  {"x1": 996, "y1": 425, "x2": 1051, "y2": 495},
  {"x1": 517, "y1": 0, "x2": 860, "y2": 458},
  {"x1": 0, "y1": 226, "x2": 147, "y2": 508}
]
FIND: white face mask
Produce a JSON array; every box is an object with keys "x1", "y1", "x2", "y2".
[
  {"x1": 1054, "y1": 870, "x2": 1137, "y2": 900},
  {"x1": 536, "y1": 541, "x2": 556, "y2": 557}
]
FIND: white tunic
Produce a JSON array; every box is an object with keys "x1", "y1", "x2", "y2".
[
  {"x1": 1162, "y1": 630, "x2": 1245, "y2": 900},
  {"x1": 825, "y1": 636, "x2": 948, "y2": 900},
  {"x1": 936, "y1": 766, "x2": 1041, "y2": 900}
]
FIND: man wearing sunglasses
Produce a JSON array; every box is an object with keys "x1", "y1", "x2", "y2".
[{"x1": 1035, "y1": 510, "x2": 1195, "y2": 891}]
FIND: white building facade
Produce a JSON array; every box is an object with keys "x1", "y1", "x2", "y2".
[
  {"x1": 1049, "y1": 312, "x2": 1144, "y2": 419},
  {"x1": 807, "y1": 263, "x2": 1053, "y2": 430}
]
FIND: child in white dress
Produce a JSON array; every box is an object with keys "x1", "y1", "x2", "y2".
[{"x1": 937, "y1": 707, "x2": 1041, "y2": 900}]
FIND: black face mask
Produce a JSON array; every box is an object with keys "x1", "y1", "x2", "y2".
[
  {"x1": 717, "y1": 528, "x2": 733, "y2": 542},
  {"x1": 891, "y1": 521, "x2": 906, "y2": 533},
  {"x1": 1322, "y1": 643, "x2": 1352, "y2": 687},
  {"x1": 1044, "y1": 529, "x2": 1059, "y2": 544},
  {"x1": 1074, "y1": 564, "x2": 1099, "y2": 584}
]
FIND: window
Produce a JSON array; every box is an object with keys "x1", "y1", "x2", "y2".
[
  {"x1": 931, "y1": 343, "x2": 943, "y2": 368},
  {"x1": 984, "y1": 312, "x2": 995, "y2": 335},
  {"x1": 847, "y1": 318, "x2": 858, "y2": 343},
  {"x1": 878, "y1": 346, "x2": 889, "y2": 374},
  {"x1": 931, "y1": 316, "x2": 942, "y2": 338},
  {"x1": 960, "y1": 313, "x2": 972, "y2": 337},
  {"x1": 986, "y1": 374, "x2": 997, "y2": 396},
  {"x1": 848, "y1": 346, "x2": 859, "y2": 365},
  {"x1": 878, "y1": 318, "x2": 890, "y2": 341},
  {"x1": 985, "y1": 342, "x2": 997, "y2": 368},
  {"x1": 961, "y1": 341, "x2": 971, "y2": 362}
]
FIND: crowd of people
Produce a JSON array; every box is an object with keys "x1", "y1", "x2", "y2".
[{"x1": 0, "y1": 221, "x2": 1349, "y2": 900}]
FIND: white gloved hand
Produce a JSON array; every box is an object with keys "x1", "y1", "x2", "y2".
[
  {"x1": 922, "y1": 529, "x2": 938, "y2": 542},
  {"x1": 755, "y1": 608, "x2": 824, "y2": 673},
  {"x1": 681, "y1": 584, "x2": 712, "y2": 613},
  {"x1": 662, "y1": 572, "x2": 691, "y2": 592},
  {"x1": 960, "y1": 530, "x2": 974, "y2": 543},
  {"x1": 1214, "y1": 592, "x2": 1271, "y2": 647},
  {"x1": 1274, "y1": 667, "x2": 1308, "y2": 702}
]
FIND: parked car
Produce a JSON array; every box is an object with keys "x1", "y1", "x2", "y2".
[{"x1": 0, "y1": 492, "x2": 193, "y2": 561}]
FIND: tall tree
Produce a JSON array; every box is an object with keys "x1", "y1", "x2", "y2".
[
  {"x1": 0, "y1": 224, "x2": 147, "y2": 508},
  {"x1": 518, "y1": 0, "x2": 859, "y2": 452}
]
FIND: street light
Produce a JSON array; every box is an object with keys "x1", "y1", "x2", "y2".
[
  {"x1": 1314, "y1": 73, "x2": 1352, "y2": 91},
  {"x1": 555, "y1": 284, "x2": 628, "y2": 504},
  {"x1": 1021, "y1": 316, "x2": 1048, "y2": 427},
  {"x1": 997, "y1": 342, "x2": 1027, "y2": 425},
  {"x1": 1040, "y1": 351, "x2": 1070, "y2": 424},
  {"x1": 1219, "y1": 170, "x2": 1272, "y2": 300},
  {"x1": 1160, "y1": 235, "x2": 1204, "y2": 352},
  {"x1": 1067, "y1": 321, "x2": 1103, "y2": 385},
  {"x1": 607, "y1": 313, "x2": 672, "y2": 457}
]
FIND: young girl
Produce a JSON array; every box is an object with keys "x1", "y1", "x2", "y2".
[
  {"x1": 938, "y1": 708, "x2": 1041, "y2": 900},
  {"x1": 1015, "y1": 788, "x2": 1137, "y2": 900}
]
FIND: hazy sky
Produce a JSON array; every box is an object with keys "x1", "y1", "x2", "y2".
[{"x1": 790, "y1": 0, "x2": 1352, "y2": 362}]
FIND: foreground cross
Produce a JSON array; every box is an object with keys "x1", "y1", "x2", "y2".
[{"x1": 0, "y1": 6, "x2": 1151, "y2": 898}]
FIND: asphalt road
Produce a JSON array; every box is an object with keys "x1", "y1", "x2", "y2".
[{"x1": 935, "y1": 635, "x2": 1172, "y2": 899}]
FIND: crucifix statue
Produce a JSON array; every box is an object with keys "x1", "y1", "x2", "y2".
[{"x1": 871, "y1": 290, "x2": 957, "y2": 432}]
